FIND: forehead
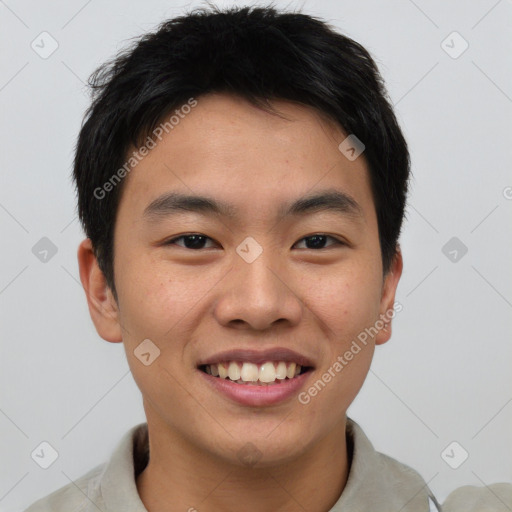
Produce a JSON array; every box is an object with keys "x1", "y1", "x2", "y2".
[{"x1": 117, "y1": 92, "x2": 374, "y2": 223}]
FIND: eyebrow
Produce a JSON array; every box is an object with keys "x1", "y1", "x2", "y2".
[{"x1": 142, "y1": 189, "x2": 363, "y2": 222}]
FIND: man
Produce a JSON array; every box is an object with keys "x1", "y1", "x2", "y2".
[{"x1": 25, "y1": 5, "x2": 511, "y2": 511}]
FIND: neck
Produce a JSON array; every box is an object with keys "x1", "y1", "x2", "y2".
[{"x1": 136, "y1": 417, "x2": 349, "y2": 512}]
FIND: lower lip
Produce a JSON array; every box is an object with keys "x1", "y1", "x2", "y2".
[{"x1": 198, "y1": 369, "x2": 313, "y2": 407}]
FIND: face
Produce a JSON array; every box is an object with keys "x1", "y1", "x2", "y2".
[{"x1": 79, "y1": 92, "x2": 402, "y2": 467}]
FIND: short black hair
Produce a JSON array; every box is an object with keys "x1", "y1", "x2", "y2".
[{"x1": 73, "y1": 4, "x2": 410, "y2": 299}]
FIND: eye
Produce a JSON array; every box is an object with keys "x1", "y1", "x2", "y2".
[
  {"x1": 293, "y1": 234, "x2": 344, "y2": 250},
  {"x1": 164, "y1": 233, "x2": 344, "y2": 251},
  {"x1": 165, "y1": 234, "x2": 218, "y2": 250}
]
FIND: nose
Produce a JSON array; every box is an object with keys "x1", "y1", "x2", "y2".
[{"x1": 213, "y1": 247, "x2": 303, "y2": 331}]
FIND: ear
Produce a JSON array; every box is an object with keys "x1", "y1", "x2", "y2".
[
  {"x1": 77, "y1": 238, "x2": 123, "y2": 343},
  {"x1": 375, "y1": 247, "x2": 403, "y2": 346}
]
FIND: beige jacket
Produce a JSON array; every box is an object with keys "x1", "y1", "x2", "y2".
[{"x1": 25, "y1": 418, "x2": 512, "y2": 511}]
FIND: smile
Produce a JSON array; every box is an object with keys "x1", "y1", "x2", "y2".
[{"x1": 199, "y1": 361, "x2": 311, "y2": 386}]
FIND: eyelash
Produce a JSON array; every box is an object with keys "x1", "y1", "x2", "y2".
[{"x1": 164, "y1": 233, "x2": 345, "y2": 250}]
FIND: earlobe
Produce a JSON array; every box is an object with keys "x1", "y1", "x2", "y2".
[
  {"x1": 375, "y1": 247, "x2": 403, "y2": 346},
  {"x1": 77, "y1": 238, "x2": 123, "y2": 343}
]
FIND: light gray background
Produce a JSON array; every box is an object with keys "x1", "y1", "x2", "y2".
[{"x1": 1, "y1": 0, "x2": 511, "y2": 510}]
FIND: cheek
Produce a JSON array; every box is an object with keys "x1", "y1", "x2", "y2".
[
  {"x1": 302, "y1": 278, "x2": 378, "y2": 417},
  {"x1": 310, "y1": 266, "x2": 382, "y2": 333},
  {"x1": 115, "y1": 251, "x2": 188, "y2": 332},
  {"x1": 114, "y1": 253, "x2": 223, "y2": 374}
]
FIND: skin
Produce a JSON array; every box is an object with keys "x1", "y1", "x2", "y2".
[{"x1": 78, "y1": 92, "x2": 402, "y2": 512}]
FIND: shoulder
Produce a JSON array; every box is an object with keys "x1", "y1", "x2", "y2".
[
  {"x1": 23, "y1": 422, "x2": 148, "y2": 512},
  {"x1": 344, "y1": 419, "x2": 437, "y2": 510},
  {"x1": 376, "y1": 450, "x2": 429, "y2": 483},
  {"x1": 442, "y1": 483, "x2": 512, "y2": 512},
  {"x1": 347, "y1": 418, "x2": 432, "y2": 488},
  {"x1": 375, "y1": 451, "x2": 442, "y2": 509},
  {"x1": 23, "y1": 463, "x2": 106, "y2": 512}
]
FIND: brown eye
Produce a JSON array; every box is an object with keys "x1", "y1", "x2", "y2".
[
  {"x1": 165, "y1": 234, "x2": 217, "y2": 249},
  {"x1": 294, "y1": 234, "x2": 343, "y2": 250}
]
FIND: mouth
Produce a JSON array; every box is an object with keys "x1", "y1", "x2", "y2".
[
  {"x1": 196, "y1": 348, "x2": 315, "y2": 406},
  {"x1": 198, "y1": 361, "x2": 314, "y2": 386}
]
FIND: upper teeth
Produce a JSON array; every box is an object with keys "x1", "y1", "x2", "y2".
[{"x1": 205, "y1": 361, "x2": 302, "y2": 383}]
